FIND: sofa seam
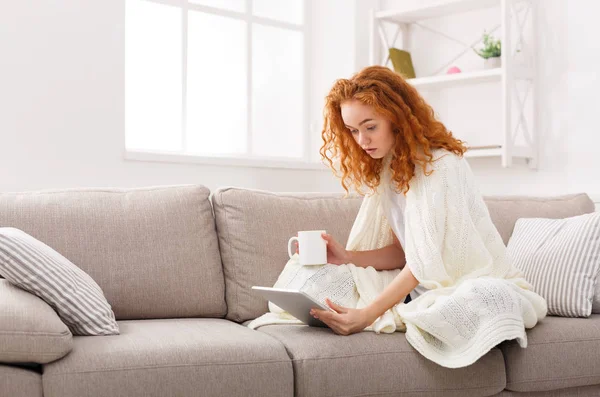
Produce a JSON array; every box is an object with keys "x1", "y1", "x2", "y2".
[
  {"x1": 0, "y1": 330, "x2": 71, "y2": 337},
  {"x1": 483, "y1": 193, "x2": 588, "y2": 202},
  {"x1": 0, "y1": 185, "x2": 206, "y2": 195},
  {"x1": 43, "y1": 359, "x2": 291, "y2": 376},
  {"x1": 508, "y1": 373, "x2": 600, "y2": 386},
  {"x1": 503, "y1": 337, "x2": 600, "y2": 346},
  {"x1": 1, "y1": 351, "x2": 68, "y2": 356},
  {"x1": 216, "y1": 190, "x2": 241, "y2": 323},
  {"x1": 290, "y1": 347, "x2": 500, "y2": 360},
  {"x1": 217, "y1": 187, "x2": 359, "y2": 202},
  {"x1": 291, "y1": 351, "x2": 415, "y2": 361},
  {"x1": 199, "y1": 189, "x2": 228, "y2": 318},
  {"x1": 330, "y1": 383, "x2": 504, "y2": 397}
]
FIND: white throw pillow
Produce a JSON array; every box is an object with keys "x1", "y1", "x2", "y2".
[
  {"x1": 0, "y1": 227, "x2": 119, "y2": 335},
  {"x1": 506, "y1": 212, "x2": 600, "y2": 317}
]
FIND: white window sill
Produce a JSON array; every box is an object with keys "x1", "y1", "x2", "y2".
[{"x1": 124, "y1": 150, "x2": 331, "y2": 171}]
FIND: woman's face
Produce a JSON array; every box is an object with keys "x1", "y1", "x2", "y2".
[{"x1": 340, "y1": 100, "x2": 396, "y2": 159}]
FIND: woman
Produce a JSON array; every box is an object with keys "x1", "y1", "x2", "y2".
[
  {"x1": 250, "y1": 65, "x2": 545, "y2": 368},
  {"x1": 305, "y1": 66, "x2": 546, "y2": 363},
  {"x1": 307, "y1": 65, "x2": 467, "y2": 335}
]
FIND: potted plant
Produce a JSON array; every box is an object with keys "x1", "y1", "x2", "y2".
[{"x1": 473, "y1": 31, "x2": 501, "y2": 69}]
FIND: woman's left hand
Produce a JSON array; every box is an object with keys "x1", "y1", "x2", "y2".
[{"x1": 310, "y1": 298, "x2": 371, "y2": 336}]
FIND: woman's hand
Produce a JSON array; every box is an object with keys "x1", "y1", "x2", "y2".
[
  {"x1": 321, "y1": 233, "x2": 350, "y2": 265},
  {"x1": 294, "y1": 233, "x2": 350, "y2": 265},
  {"x1": 310, "y1": 298, "x2": 370, "y2": 336}
]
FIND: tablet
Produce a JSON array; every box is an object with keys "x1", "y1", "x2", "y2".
[{"x1": 251, "y1": 286, "x2": 335, "y2": 327}]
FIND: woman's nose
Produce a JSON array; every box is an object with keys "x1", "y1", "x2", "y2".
[{"x1": 357, "y1": 133, "x2": 369, "y2": 146}]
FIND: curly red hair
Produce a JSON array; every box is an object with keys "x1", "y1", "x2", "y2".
[{"x1": 320, "y1": 65, "x2": 467, "y2": 195}]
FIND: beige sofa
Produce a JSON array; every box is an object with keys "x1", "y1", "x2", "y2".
[{"x1": 1, "y1": 185, "x2": 599, "y2": 397}]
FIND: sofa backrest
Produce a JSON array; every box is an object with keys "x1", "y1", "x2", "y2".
[
  {"x1": 212, "y1": 188, "x2": 595, "y2": 323},
  {"x1": 0, "y1": 185, "x2": 226, "y2": 320},
  {"x1": 485, "y1": 193, "x2": 595, "y2": 244},
  {"x1": 211, "y1": 187, "x2": 363, "y2": 323}
]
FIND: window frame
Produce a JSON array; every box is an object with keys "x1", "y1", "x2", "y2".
[{"x1": 125, "y1": 0, "x2": 325, "y2": 170}]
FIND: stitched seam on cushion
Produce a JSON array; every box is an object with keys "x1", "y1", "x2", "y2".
[
  {"x1": 0, "y1": 185, "x2": 206, "y2": 195},
  {"x1": 291, "y1": 349, "x2": 448, "y2": 361},
  {"x1": 43, "y1": 359, "x2": 290, "y2": 376},
  {"x1": 2, "y1": 351, "x2": 67, "y2": 356},
  {"x1": 0, "y1": 330, "x2": 70, "y2": 336},
  {"x1": 337, "y1": 384, "x2": 503, "y2": 397},
  {"x1": 217, "y1": 187, "x2": 359, "y2": 202},
  {"x1": 484, "y1": 194, "x2": 588, "y2": 203},
  {"x1": 508, "y1": 374, "x2": 600, "y2": 386},
  {"x1": 215, "y1": 190, "x2": 240, "y2": 323},
  {"x1": 504, "y1": 338, "x2": 600, "y2": 346}
]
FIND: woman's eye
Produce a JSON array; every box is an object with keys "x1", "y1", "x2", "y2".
[
  {"x1": 367, "y1": 126, "x2": 376, "y2": 131},
  {"x1": 350, "y1": 130, "x2": 358, "y2": 134}
]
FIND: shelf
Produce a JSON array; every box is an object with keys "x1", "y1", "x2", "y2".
[
  {"x1": 370, "y1": 0, "x2": 537, "y2": 169},
  {"x1": 375, "y1": 0, "x2": 500, "y2": 24},
  {"x1": 407, "y1": 68, "x2": 501, "y2": 89},
  {"x1": 464, "y1": 145, "x2": 502, "y2": 158}
]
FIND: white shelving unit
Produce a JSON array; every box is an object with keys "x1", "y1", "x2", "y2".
[{"x1": 370, "y1": 0, "x2": 537, "y2": 168}]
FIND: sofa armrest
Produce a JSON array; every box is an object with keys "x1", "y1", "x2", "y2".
[{"x1": 0, "y1": 280, "x2": 72, "y2": 364}]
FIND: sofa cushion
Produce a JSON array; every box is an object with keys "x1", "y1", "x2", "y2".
[
  {"x1": 0, "y1": 185, "x2": 226, "y2": 320},
  {"x1": 0, "y1": 364, "x2": 42, "y2": 397},
  {"x1": 42, "y1": 319, "x2": 293, "y2": 397},
  {"x1": 484, "y1": 193, "x2": 595, "y2": 245},
  {"x1": 255, "y1": 324, "x2": 505, "y2": 397},
  {"x1": 0, "y1": 228, "x2": 119, "y2": 335},
  {"x1": 0, "y1": 280, "x2": 72, "y2": 363},
  {"x1": 499, "y1": 315, "x2": 600, "y2": 392},
  {"x1": 211, "y1": 187, "x2": 363, "y2": 323}
]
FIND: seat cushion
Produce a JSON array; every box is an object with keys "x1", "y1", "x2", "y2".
[
  {"x1": 42, "y1": 319, "x2": 293, "y2": 397},
  {"x1": 483, "y1": 193, "x2": 595, "y2": 245},
  {"x1": 500, "y1": 315, "x2": 600, "y2": 392},
  {"x1": 255, "y1": 324, "x2": 506, "y2": 397},
  {"x1": 0, "y1": 280, "x2": 72, "y2": 363},
  {"x1": 211, "y1": 187, "x2": 362, "y2": 323},
  {"x1": 0, "y1": 185, "x2": 226, "y2": 320},
  {"x1": 0, "y1": 364, "x2": 42, "y2": 397}
]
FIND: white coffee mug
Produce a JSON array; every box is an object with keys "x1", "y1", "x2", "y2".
[{"x1": 288, "y1": 230, "x2": 327, "y2": 265}]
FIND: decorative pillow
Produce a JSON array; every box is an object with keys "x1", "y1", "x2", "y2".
[
  {"x1": 506, "y1": 212, "x2": 600, "y2": 317},
  {"x1": 0, "y1": 280, "x2": 73, "y2": 363},
  {"x1": 0, "y1": 228, "x2": 119, "y2": 335}
]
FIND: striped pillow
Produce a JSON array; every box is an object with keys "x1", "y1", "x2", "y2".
[
  {"x1": 0, "y1": 227, "x2": 119, "y2": 335},
  {"x1": 506, "y1": 212, "x2": 600, "y2": 317}
]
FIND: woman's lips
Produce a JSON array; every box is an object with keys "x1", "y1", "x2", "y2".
[{"x1": 365, "y1": 148, "x2": 377, "y2": 153}]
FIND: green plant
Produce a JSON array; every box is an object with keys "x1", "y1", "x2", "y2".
[{"x1": 473, "y1": 31, "x2": 501, "y2": 59}]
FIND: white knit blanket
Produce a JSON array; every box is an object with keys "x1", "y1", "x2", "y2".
[{"x1": 247, "y1": 148, "x2": 547, "y2": 368}]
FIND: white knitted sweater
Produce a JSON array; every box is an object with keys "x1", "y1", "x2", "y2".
[{"x1": 247, "y1": 148, "x2": 547, "y2": 368}]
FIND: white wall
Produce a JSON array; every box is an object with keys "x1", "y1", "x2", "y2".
[
  {"x1": 376, "y1": 0, "x2": 600, "y2": 200},
  {"x1": 1, "y1": 0, "x2": 599, "y2": 200},
  {"x1": 0, "y1": 0, "x2": 355, "y2": 194}
]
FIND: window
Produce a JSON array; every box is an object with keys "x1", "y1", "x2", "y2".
[{"x1": 125, "y1": 0, "x2": 314, "y2": 167}]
